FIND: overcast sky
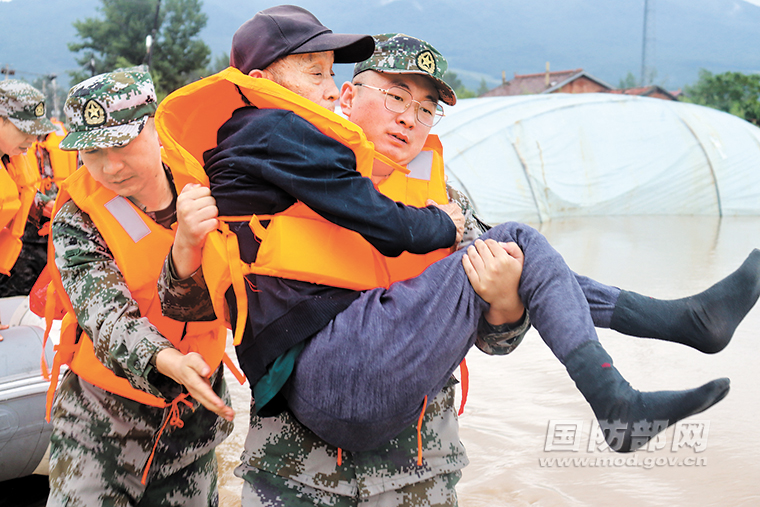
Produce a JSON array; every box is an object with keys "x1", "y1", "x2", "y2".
[{"x1": 3, "y1": 0, "x2": 760, "y2": 91}]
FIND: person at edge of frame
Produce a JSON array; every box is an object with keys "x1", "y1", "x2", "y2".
[
  {"x1": 0, "y1": 80, "x2": 60, "y2": 299},
  {"x1": 44, "y1": 67, "x2": 235, "y2": 507}
]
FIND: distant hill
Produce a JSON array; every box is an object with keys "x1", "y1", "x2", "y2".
[{"x1": 3, "y1": 0, "x2": 760, "y2": 92}]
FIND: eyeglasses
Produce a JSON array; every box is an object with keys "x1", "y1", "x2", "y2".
[{"x1": 354, "y1": 83, "x2": 445, "y2": 127}]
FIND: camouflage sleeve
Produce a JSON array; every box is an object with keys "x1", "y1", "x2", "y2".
[
  {"x1": 158, "y1": 254, "x2": 216, "y2": 321},
  {"x1": 475, "y1": 310, "x2": 531, "y2": 355},
  {"x1": 52, "y1": 200, "x2": 181, "y2": 399},
  {"x1": 446, "y1": 183, "x2": 489, "y2": 250}
]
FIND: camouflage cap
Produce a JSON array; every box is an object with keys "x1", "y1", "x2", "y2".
[
  {"x1": 0, "y1": 80, "x2": 56, "y2": 136},
  {"x1": 60, "y1": 66, "x2": 157, "y2": 151},
  {"x1": 353, "y1": 33, "x2": 456, "y2": 106}
]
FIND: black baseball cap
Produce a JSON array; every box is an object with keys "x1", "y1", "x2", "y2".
[{"x1": 230, "y1": 5, "x2": 375, "y2": 74}]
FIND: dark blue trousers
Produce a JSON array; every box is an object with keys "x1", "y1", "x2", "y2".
[{"x1": 285, "y1": 221, "x2": 620, "y2": 451}]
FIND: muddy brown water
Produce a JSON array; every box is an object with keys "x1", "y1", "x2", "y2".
[{"x1": 212, "y1": 215, "x2": 760, "y2": 506}]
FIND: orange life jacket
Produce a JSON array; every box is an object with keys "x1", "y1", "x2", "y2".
[
  {"x1": 44, "y1": 162, "x2": 228, "y2": 413},
  {"x1": 0, "y1": 154, "x2": 40, "y2": 275},
  {"x1": 156, "y1": 68, "x2": 451, "y2": 346},
  {"x1": 24, "y1": 118, "x2": 78, "y2": 195},
  {"x1": 157, "y1": 70, "x2": 470, "y2": 463}
]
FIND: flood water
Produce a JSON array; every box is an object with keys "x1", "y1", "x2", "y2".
[{"x1": 216, "y1": 215, "x2": 760, "y2": 506}]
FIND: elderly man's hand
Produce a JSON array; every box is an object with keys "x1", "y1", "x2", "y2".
[
  {"x1": 171, "y1": 184, "x2": 218, "y2": 279},
  {"x1": 427, "y1": 199, "x2": 464, "y2": 246},
  {"x1": 463, "y1": 239, "x2": 525, "y2": 326},
  {"x1": 155, "y1": 348, "x2": 234, "y2": 422}
]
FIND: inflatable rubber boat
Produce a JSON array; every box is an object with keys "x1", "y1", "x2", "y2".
[{"x1": 0, "y1": 296, "x2": 55, "y2": 482}]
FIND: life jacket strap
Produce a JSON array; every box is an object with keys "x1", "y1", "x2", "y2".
[
  {"x1": 458, "y1": 358, "x2": 469, "y2": 416},
  {"x1": 141, "y1": 393, "x2": 193, "y2": 485},
  {"x1": 247, "y1": 214, "x2": 271, "y2": 241},
  {"x1": 222, "y1": 222, "x2": 250, "y2": 347},
  {"x1": 222, "y1": 353, "x2": 246, "y2": 385},
  {"x1": 44, "y1": 342, "x2": 76, "y2": 422},
  {"x1": 38, "y1": 221, "x2": 51, "y2": 237},
  {"x1": 40, "y1": 280, "x2": 60, "y2": 381},
  {"x1": 416, "y1": 395, "x2": 428, "y2": 466}
]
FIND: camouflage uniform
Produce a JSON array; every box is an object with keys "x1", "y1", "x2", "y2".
[
  {"x1": 237, "y1": 383, "x2": 465, "y2": 507},
  {"x1": 0, "y1": 80, "x2": 55, "y2": 297},
  {"x1": 47, "y1": 68, "x2": 233, "y2": 507},
  {"x1": 48, "y1": 199, "x2": 233, "y2": 507}
]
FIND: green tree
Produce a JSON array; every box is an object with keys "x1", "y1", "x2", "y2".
[
  {"x1": 477, "y1": 78, "x2": 490, "y2": 96},
  {"x1": 206, "y1": 52, "x2": 230, "y2": 75},
  {"x1": 684, "y1": 69, "x2": 760, "y2": 126},
  {"x1": 443, "y1": 70, "x2": 463, "y2": 92},
  {"x1": 456, "y1": 88, "x2": 477, "y2": 99},
  {"x1": 618, "y1": 71, "x2": 638, "y2": 89},
  {"x1": 443, "y1": 70, "x2": 476, "y2": 100},
  {"x1": 69, "y1": 0, "x2": 210, "y2": 98}
]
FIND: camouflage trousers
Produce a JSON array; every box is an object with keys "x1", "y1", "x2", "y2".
[
  {"x1": 47, "y1": 448, "x2": 218, "y2": 507},
  {"x1": 47, "y1": 372, "x2": 231, "y2": 507},
  {"x1": 238, "y1": 467, "x2": 461, "y2": 507}
]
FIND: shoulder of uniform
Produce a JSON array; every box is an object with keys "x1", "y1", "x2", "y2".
[
  {"x1": 55, "y1": 199, "x2": 83, "y2": 219},
  {"x1": 56, "y1": 198, "x2": 83, "y2": 216},
  {"x1": 53, "y1": 199, "x2": 95, "y2": 233}
]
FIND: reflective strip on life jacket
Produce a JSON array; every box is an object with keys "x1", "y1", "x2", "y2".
[{"x1": 104, "y1": 196, "x2": 152, "y2": 243}]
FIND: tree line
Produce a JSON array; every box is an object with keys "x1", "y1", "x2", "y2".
[
  {"x1": 681, "y1": 70, "x2": 760, "y2": 126},
  {"x1": 57, "y1": 0, "x2": 760, "y2": 127}
]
